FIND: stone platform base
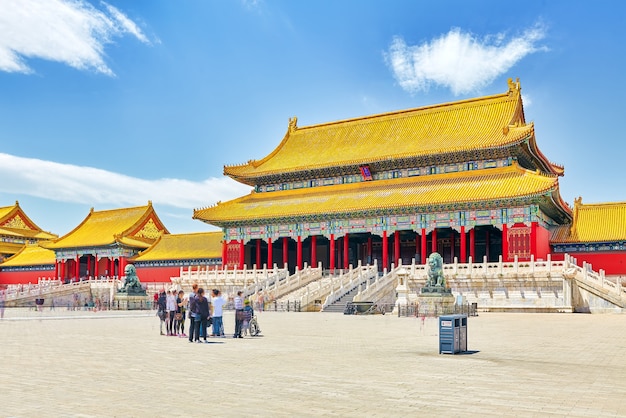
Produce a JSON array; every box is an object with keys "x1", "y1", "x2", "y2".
[
  {"x1": 416, "y1": 293, "x2": 456, "y2": 316},
  {"x1": 114, "y1": 294, "x2": 151, "y2": 310}
]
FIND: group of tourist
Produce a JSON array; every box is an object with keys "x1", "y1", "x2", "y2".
[{"x1": 156, "y1": 285, "x2": 254, "y2": 342}]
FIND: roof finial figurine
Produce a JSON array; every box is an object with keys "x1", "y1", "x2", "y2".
[
  {"x1": 507, "y1": 77, "x2": 520, "y2": 94},
  {"x1": 288, "y1": 116, "x2": 298, "y2": 133}
]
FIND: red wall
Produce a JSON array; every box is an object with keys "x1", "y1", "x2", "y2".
[
  {"x1": 0, "y1": 268, "x2": 55, "y2": 285},
  {"x1": 535, "y1": 224, "x2": 551, "y2": 260},
  {"x1": 562, "y1": 252, "x2": 626, "y2": 276},
  {"x1": 134, "y1": 266, "x2": 181, "y2": 283}
]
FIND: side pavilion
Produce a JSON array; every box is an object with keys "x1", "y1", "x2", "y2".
[
  {"x1": 42, "y1": 202, "x2": 168, "y2": 281},
  {"x1": 0, "y1": 201, "x2": 57, "y2": 262}
]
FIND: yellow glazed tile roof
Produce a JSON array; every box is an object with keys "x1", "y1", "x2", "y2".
[
  {"x1": 133, "y1": 232, "x2": 223, "y2": 262},
  {"x1": 0, "y1": 242, "x2": 25, "y2": 255},
  {"x1": 196, "y1": 163, "x2": 561, "y2": 225},
  {"x1": 44, "y1": 203, "x2": 168, "y2": 249},
  {"x1": 0, "y1": 204, "x2": 14, "y2": 220},
  {"x1": 0, "y1": 201, "x2": 57, "y2": 240},
  {"x1": 225, "y1": 79, "x2": 531, "y2": 181},
  {"x1": 1, "y1": 244, "x2": 56, "y2": 266},
  {"x1": 552, "y1": 198, "x2": 626, "y2": 243}
]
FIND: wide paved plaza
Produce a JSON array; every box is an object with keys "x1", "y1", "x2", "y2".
[{"x1": 1, "y1": 308, "x2": 625, "y2": 417}]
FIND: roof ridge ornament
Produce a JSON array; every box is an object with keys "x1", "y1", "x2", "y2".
[
  {"x1": 571, "y1": 196, "x2": 583, "y2": 236},
  {"x1": 507, "y1": 77, "x2": 521, "y2": 95},
  {"x1": 288, "y1": 116, "x2": 298, "y2": 133}
]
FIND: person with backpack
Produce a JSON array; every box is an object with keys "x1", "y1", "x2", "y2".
[
  {"x1": 192, "y1": 288, "x2": 210, "y2": 343},
  {"x1": 156, "y1": 291, "x2": 167, "y2": 335},
  {"x1": 187, "y1": 284, "x2": 198, "y2": 343}
]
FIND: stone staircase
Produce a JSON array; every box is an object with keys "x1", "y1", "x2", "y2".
[{"x1": 322, "y1": 287, "x2": 360, "y2": 313}]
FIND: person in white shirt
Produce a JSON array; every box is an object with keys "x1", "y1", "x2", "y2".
[
  {"x1": 211, "y1": 289, "x2": 227, "y2": 337},
  {"x1": 233, "y1": 290, "x2": 244, "y2": 338},
  {"x1": 165, "y1": 290, "x2": 177, "y2": 336}
]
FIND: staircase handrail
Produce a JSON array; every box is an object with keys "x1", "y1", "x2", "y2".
[
  {"x1": 252, "y1": 265, "x2": 322, "y2": 302},
  {"x1": 321, "y1": 264, "x2": 378, "y2": 310},
  {"x1": 353, "y1": 262, "x2": 405, "y2": 303}
]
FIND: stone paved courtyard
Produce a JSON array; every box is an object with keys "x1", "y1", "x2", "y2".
[{"x1": 0, "y1": 308, "x2": 625, "y2": 417}]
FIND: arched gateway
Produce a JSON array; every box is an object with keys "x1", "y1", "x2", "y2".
[{"x1": 194, "y1": 79, "x2": 571, "y2": 272}]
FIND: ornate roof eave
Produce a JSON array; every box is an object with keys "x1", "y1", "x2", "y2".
[
  {"x1": 537, "y1": 189, "x2": 573, "y2": 225},
  {"x1": 205, "y1": 194, "x2": 555, "y2": 229},
  {"x1": 231, "y1": 142, "x2": 529, "y2": 187}
]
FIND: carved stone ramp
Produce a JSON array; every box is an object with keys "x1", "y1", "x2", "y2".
[
  {"x1": 564, "y1": 262, "x2": 626, "y2": 312},
  {"x1": 4, "y1": 281, "x2": 93, "y2": 308}
]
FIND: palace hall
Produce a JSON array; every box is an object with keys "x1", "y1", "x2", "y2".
[{"x1": 194, "y1": 79, "x2": 581, "y2": 273}]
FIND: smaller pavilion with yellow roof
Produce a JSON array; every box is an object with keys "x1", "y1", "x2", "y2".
[
  {"x1": 551, "y1": 198, "x2": 626, "y2": 275},
  {"x1": 0, "y1": 201, "x2": 57, "y2": 262},
  {"x1": 42, "y1": 202, "x2": 168, "y2": 281}
]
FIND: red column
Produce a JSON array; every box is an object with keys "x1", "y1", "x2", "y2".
[
  {"x1": 61, "y1": 260, "x2": 66, "y2": 280},
  {"x1": 367, "y1": 236, "x2": 372, "y2": 265},
  {"x1": 329, "y1": 234, "x2": 335, "y2": 270},
  {"x1": 460, "y1": 226, "x2": 467, "y2": 263},
  {"x1": 297, "y1": 236, "x2": 302, "y2": 270},
  {"x1": 222, "y1": 241, "x2": 227, "y2": 268},
  {"x1": 87, "y1": 256, "x2": 91, "y2": 278},
  {"x1": 94, "y1": 255, "x2": 99, "y2": 278},
  {"x1": 267, "y1": 238, "x2": 273, "y2": 268},
  {"x1": 311, "y1": 235, "x2": 317, "y2": 267},
  {"x1": 256, "y1": 239, "x2": 261, "y2": 268},
  {"x1": 469, "y1": 228, "x2": 476, "y2": 261},
  {"x1": 382, "y1": 231, "x2": 388, "y2": 270},
  {"x1": 119, "y1": 257, "x2": 126, "y2": 276},
  {"x1": 343, "y1": 233, "x2": 349, "y2": 269},
  {"x1": 282, "y1": 237, "x2": 289, "y2": 269},
  {"x1": 75, "y1": 255, "x2": 80, "y2": 279},
  {"x1": 502, "y1": 223, "x2": 508, "y2": 262},
  {"x1": 530, "y1": 221, "x2": 538, "y2": 259},
  {"x1": 421, "y1": 228, "x2": 427, "y2": 264},
  {"x1": 239, "y1": 240, "x2": 245, "y2": 269},
  {"x1": 431, "y1": 228, "x2": 437, "y2": 254}
]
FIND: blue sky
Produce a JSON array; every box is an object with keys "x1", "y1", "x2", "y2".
[{"x1": 0, "y1": 0, "x2": 624, "y2": 236}]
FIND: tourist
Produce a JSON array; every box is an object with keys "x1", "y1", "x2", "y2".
[
  {"x1": 242, "y1": 299, "x2": 254, "y2": 337},
  {"x1": 211, "y1": 289, "x2": 226, "y2": 337},
  {"x1": 166, "y1": 290, "x2": 177, "y2": 336},
  {"x1": 193, "y1": 288, "x2": 210, "y2": 343},
  {"x1": 187, "y1": 283, "x2": 198, "y2": 343},
  {"x1": 176, "y1": 290, "x2": 186, "y2": 337},
  {"x1": 233, "y1": 290, "x2": 244, "y2": 338},
  {"x1": 157, "y1": 291, "x2": 167, "y2": 335}
]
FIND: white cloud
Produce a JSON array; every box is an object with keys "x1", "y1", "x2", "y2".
[
  {"x1": 385, "y1": 25, "x2": 547, "y2": 95},
  {"x1": 0, "y1": 153, "x2": 251, "y2": 210},
  {"x1": 0, "y1": 0, "x2": 151, "y2": 75}
]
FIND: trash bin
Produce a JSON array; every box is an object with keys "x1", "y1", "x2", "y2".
[{"x1": 439, "y1": 314, "x2": 467, "y2": 354}]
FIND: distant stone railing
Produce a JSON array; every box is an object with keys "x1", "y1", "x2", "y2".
[{"x1": 173, "y1": 264, "x2": 288, "y2": 293}]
